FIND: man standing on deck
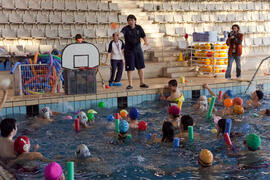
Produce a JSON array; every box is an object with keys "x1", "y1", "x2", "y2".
[{"x1": 120, "y1": 15, "x2": 149, "y2": 90}]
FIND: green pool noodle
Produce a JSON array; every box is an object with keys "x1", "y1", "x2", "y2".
[
  {"x1": 67, "y1": 161, "x2": 74, "y2": 180},
  {"x1": 115, "y1": 119, "x2": 120, "y2": 133},
  {"x1": 126, "y1": 134, "x2": 132, "y2": 140},
  {"x1": 188, "y1": 126, "x2": 194, "y2": 140},
  {"x1": 207, "y1": 96, "x2": 216, "y2": 119}
]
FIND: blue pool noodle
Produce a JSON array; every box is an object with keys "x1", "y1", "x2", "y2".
[{"x1": 225, "y1": 119, "x2": 232, "y2": 136}]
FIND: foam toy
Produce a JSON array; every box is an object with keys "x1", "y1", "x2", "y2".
[
  {"x1": 225, "y1": 119, "x2": 232, "y2": 136},
  {"x1": 233, "y1": 106, "x2": 244, "y2": 115},
  {"x1": 205, "y1": 59, "x2": 211, "y2": 65},
  {"x1": 207, "y1": 51, "x2": 214, "y2": 57},
  {"x1": 67, "y1": 162, "x2": 74, "y2": 180},
  {"x1": 222, "y1": 69, "x2": 226, "y2": 73},
  {"x1": 115, "y1": 113, "x2": 121, "y2": 120},
  {"x1": 98, "y1": 101, "x2": 105, "y2": 108},
  {"x1": 188, "y1": 126, "x2": 194, "y2": 140},
  {"x1": 218, "y1": 90, "x2": 222, "y2": 101},
  {"x1": 147, "y1": 133, "x2": 152, "y2": 140},
  {"x1": 253, "y1": 113, "x2": 259, "y2": 118},
  {"x1": 205, "y1": 43, "x2": 211, "y2": 50},
  {"x1": 115, "y1": 119, "x2": 120, "y2": 133},
  {"x1": 224, "y1": 133, "x2": 232, "y2": 146},
  {"x1": 10, "y1": 52, "x2": 63, "y2": 95},
  {"x1": 120, "y1": 110, "x2": 128, "y2": 118},
  {"x1": 107, "y1": 115, "x2": 114, "y2": 122},
  {"x1": 138, "y1": 121, "x2": 147, "y2": 131},
  {"x1": 180, "y1": 76, "x2": 185, "y2": 84},
  {"x1": 207, "y1": 96, "x2": 216, "y2": 119},
  {"x1": 174, "y1": 137, "x2": 180, "y2": 148},
  {"x1": 75, "y1": 118, "x2": 80, "y2": 132},
  {"x1": 199, "y1": 44, "x2": 205, "y2": 50},
  {"x1": 224, "y1": 98, "x2": 233, "y2": 107},
  {"x1": 105, "y1": 85, "x2": 109, "y2": 89},
  {"x1": 184, "y1": 33, "x2": 188, "y2": 40},
  {"x1": 214, "y1": 43, "x2": 221, "y2": 49},
  {"x1": 211, "y1": 128, "x2": 217, "y2": 134},
  {"x1": 221, "y1": 43, "x2": 228, "y2": 49},
  {"x1": 194, "y1": 43, "x2": 200, "y2": 49}
]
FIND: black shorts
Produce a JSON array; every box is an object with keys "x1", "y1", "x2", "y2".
[{"x1": 124, "y1": 48, "x2": 145, "y2": 71}]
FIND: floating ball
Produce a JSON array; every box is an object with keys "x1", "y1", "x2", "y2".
[
  {"x1": 233, "y1": 105, "x2": 244, "y2": 115},
  {"x1": 129, "y1": 107, "x2": 140, "y2": 119},
  {"x1": 224, "y1": 98, "x2": 233, "y2": 108},
  {"x1": 120, "y1": 110, "x2": 128, "y2": 118},
  {"x1": 0, "y1": 79, "x2": 11, "y2": 89},
  {"x1": 233, "y1": 97, "x2": 243, "y2": 106},
  {"x1": 105, "y1": 85, "x2": 109, "y2": 89},
  {"x1": 138, "y1": 121, "x2": 147, "y2": 131},
  {"x1": 98, "y1": 101, "x2": 105, "y2": 108},
  {"x1": 110, "y1": 22, "x2": 118, "y2": 29},
  {"x1": 88, "y1": 109, "x2": 97, "y2": 114},
  {"x1": 211, "y1": 128, "x2": 217, "y2": 134},
  {"x1": 65, "y1": 116, "x2": 72, "y2": 120},
  {"x1": 107, "y1": 115, "x2": 114, "y2": 122}
]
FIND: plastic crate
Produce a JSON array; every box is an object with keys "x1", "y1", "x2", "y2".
[{"x1": 64, "y1": 69, "x2": 97, "y2": 95}]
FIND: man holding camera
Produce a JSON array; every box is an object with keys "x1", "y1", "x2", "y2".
[{"x1": 225, "y1": 24, "x2": 243, "y2": 80}]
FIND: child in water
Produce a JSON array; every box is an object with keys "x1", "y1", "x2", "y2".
[
  {"x1": 118, "y1": 120, "x2": 131, "y2": 142},
  {"x1": 203, "y1": 83, "x2": 233, "y2": 104},
  {"x1": 216, "y1": 119, "x2": 243, "y2": 138},
  {"x1": 246, "y1": 90, "x2": 264, "y2": 108},
  {"x1": 259, "y1": 109, "x2": 270, "y2": 116},
  {"x1": 160, "y1": 79, "x2": 184, "y2": 107},
  {"x1": 167, "y1": 105, "x2": 181, "y2": 129},
  {"x1": 194, "y1": 96, "x2": 208, "y2": 111},
  {"x1": 44, "y1": 162, "x2": 65, "y2": 180},
  {"x1": 73, "y1": 111, "x2": 90, "y2": 128},
  {"x1": 149, "y1": 121, "x2": 175, "y2": 143},
  {"x1": 177, "y1": 115, "x2": 196, "y2": 139},
  {"x1": 128, "y1": 107, "x2": 140, "y2": 129},
  {"x1": 198, "y1": 149, "x2": 214, "y2": 167},
  {"x1": 8, "y1": 136, "x2": 47, "y2": 167}
]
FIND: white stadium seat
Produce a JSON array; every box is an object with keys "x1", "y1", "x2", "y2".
[
  {"x1": 251, "y1": 13, "x2": 259, "y2": 21},
  {"x1": 227, "y1": 14, "x2": 235, "y2": 22},
  {"x1": 95, "y1": 28, "x2": 107, "y2": 37},
  {"x1": 173, "y1": 14, "x2": 182, "y2": 23},
  {"x1": 65, "y1": 1, "x2": 77, "y2": 11},
  {"x1": 192, "y1": 14, "x2": 201, "y2": 22},
  {"x1": 165, "y1": 24, "x2": 175, "y2": 36},
  {"x1": 17, "y1": 28, "x2": 30, "y2": 38},
  {"x1": 40, "y1": 45, "x2": 53, "y2": 53},
  {"x1": 175, "y1": 27, "x2": 185, "y2": 35},
  {"x1": 2, "y1": 0, "x2": 15, "y2": 9},
  {"x1": 259, "y1": 13, "x2": 267, "y2": 21},
  {"x1": 28, "y1": 0, "x2": 41, "y2": 10},
  {"x1": 248, "y1": 26, "x2": 256, "y2": 33},
  {"x1": 97, "y1": 14, "x2": 108, "y2": 24},
  {"x1": 2, "y1": 28, "x2": 17, "y2": 39},
  {"x1": 23, "y1": 12, "x2": 36, "y2": 24},
  {"x1": 164, "y1": 15, "x2": 174, "y2": 23},
  {"x1": 246, "y1": 2, "x2": 254, "y2": 10},
  {"x1": 230, "y1": 3, "x2": 239, "y2": 10},
  {"x1": 155, "y1": 15, "x2": 165, "y2": 23},
  {"x1": 108, "y1": 14, "x2": 118, "y2": 23},
  {"x1": 201, "y1": 14, "x2": 209, "y2": 22},
  {"x1": 263, "y1": 37, "x2": 270, "y2": 45},
  {"x1": 261, "y1": 2, "x2": 269, "y2": 10},
  {"x1": 31, "y1": 28, "x2": 45, "y2": 39},
  {"x1": 15, "y1": 0, "x2": 28, "y2": 9},
  {"x1": 238, "y1": 3, "x2": 247, "y2": 10},
  {"x1": 189, "y1": 3, "x2": 199, "y2": 11},
  {"x1": 218, "y1": 14, "x2": 227, "y2": 22},
  {"x1": 171, "y1": 3, "x2": 180, "y2": 11},
  {"x1": 143, "y1": 3, "x2": 153, "y2": 11},
  {"x1": 254, "y1": 37, "x2": 263, "y2": 46},
  {"x1": 162, "y1": 3, "x2": 172, "y2": 11},
  {"x1": 41, "y1": 0, "x2": 53, "y2": 10},
  {"x1": 240, "y1": 26, "x2": 248, "y2": 33},
  {"x1": 98, "y1": 2, "x2": 109, "y2": 11},
  {"x1": 84, "y1": 29, "x2": 95, "y2": 38},
  {"x1": 37, "y1": 13, "x2": 49, "y2": 24},
  {"x1": 86, "y1": 13, "x2": 97, "y2": 24},
  {"x1": 0, "y1": 13, "x2": 9, "y2": 24},
  {"x1": 109, "y1": 3, "x2": 119, "y2": 11},
  {"x1": 74, "y1": 14, "x2": 86, "y2": 24},
  {"x1": 25, "y1": 45, "x2": 39, "y2": 54},
  {"x1": 76, "y1": 0, "x2": 88, "y2": 11},
  {"x1": 244, "y1": 38, "x2": 253, "y2": 46},
  {"x1": 53, "y1": 0, "x2": 65, "y2": 11},
  {"x1": 62, "y1": 14, "x2": 74, "y2": 24},
  {"x1": 257, "y1": 24, "x2": 265, "y2": 33},
  {"x1": 45, "y1": 28, "x2": 58, "y2": 39},
  {"x1": 87, "y1": 2, "x2": 98, "y2": 11},
  {"x1": 50, "y1": 13, "x2": 62, "y2": 24},
  {"x1": 255, "y1": 2, "x2": 261, "y2": 10},
  {"x1": 9, "y1": 12, "x2": 23, "y2": 24},
  {"x1": 118, "y1": 15, "x2": 126, "y2": 24},
  {"x1": 59, "y1": 28, "x2": 71, "y2": 38}
]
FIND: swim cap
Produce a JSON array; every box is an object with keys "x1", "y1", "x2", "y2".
[
  {"x1": 138, "y1": 121, "x2": 147, "y2": 131},
  {"x1": 246, "y1": 133, "x2": 261, "y2": 151},
  {"x1": 40, "y1": 107, "x2": 51, "y2": 119},
  {"x1": 168, "y1": 105, "x2": 180, "y2": 116},
  {"x1": 198, "y1": 149, "x2": 213, "y2": 167},
  {"x1": 225, "y1": 90, "x2": 233, "y2": 98},
  {"x1": 119, "y1": 120, "x2": 129, "y2": 133},
  {"x1": 75, "y1": 144, "x2": 91, "y2": 159},
  {"x1": 14, "y1": 136, "x2": 30, "y2": 154},
  {"x1": 77, "y1": 111, "x2": 88, "y2": 124},
  {"x1": 129, "y1": 107, "x2": 139, "y2": 119},
  {"x1": 233, "y1": 97, "x2": 243, "y2": 106},
  {"x1": 233, "y1": 105, "x2": 244, "y2": 115},
  {"x1": 255, "y1": 90, "x2": 264, "y2": 100},
  {"x1": 44, "y1": 162, "x2": 63, "y2": 180}
]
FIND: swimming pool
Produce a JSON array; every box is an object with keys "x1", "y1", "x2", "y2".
[{"x1": 10, "y1": 96, "x2": 270, "y2": 179}]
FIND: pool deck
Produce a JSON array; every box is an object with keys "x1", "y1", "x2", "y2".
[{"x1": 1, "y1": 71, "x2": 269, "y2": 109}]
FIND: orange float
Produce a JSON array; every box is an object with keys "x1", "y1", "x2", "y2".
[{"x1": 224, "y1": 98, "x2": 233, "y2": 107}]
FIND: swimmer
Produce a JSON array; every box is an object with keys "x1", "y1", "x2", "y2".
[
  {"x1": 259, "y1": 109, "x2": 270, "y2": 116},
  {"x1": 39, "y1": 107, "x2": 53, "y2": 121},
  {"x1": 198, "y1": 149, "x2": 214, "y2": 168},
  {"x1": 128, "y1": 107, "x2": 140, "y2": 129},
  {"x1": 246, "y1": 90, "x2": 264, "y2": 108},
  {"x1": 0, "y1": 88, "x2": 8, "y2": 113},
  {"x1": 203, "y1": 83, "x2": 233, "y2": 104},
  {"x1": 118, "y1": 120, "x2": 130, "y2": 142},
  {"x1": 150, "y1": 121, "x2": 175, "y2": 143},
  {"x1": 160, "y1": 79, "x2": 182, "y2": 102},
  {"x1": 176, "y1": 115, "x2": 199, "y2": 139},
  {"x1": 73, "y1": 111, "x2": 90, "y2": 128},
  {"x1": 8, "y1": 136, "x2": 48, "y2": 167},
  {"x1": 167, "y1": 105, "x2": 181, "y2": 129},
  {"x1": 194, "y1": 96, "x2": 208, "y2": 111},
  {"x1": 0, "y1": 118, "x2": 17, "y2": 161},
  {"x1": 75, "y1": 144, "x2": 100, "y2": 162},
  {"x1": 44, "y1": 162, "x2": 65, "y2": 180},
  {"x1": 216, "y1": 119, "x2": 243, "y2": 138}
]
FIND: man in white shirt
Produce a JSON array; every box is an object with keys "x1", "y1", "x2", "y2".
[{"x1": 105, "y1": 32, "x2": 125, "y2": 86}]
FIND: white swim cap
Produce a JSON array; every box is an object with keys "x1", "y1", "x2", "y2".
[
  {"x1": 40, "y1": 107, "x2": 51, "y2": 119},
  {"x1": 75, "y1": 144, "x2": 91, "y2": 159},
  {"x1": 77, "y1": 111, "x2": 88, "y2": 124}
]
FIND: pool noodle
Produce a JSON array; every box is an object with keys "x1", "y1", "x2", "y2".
[
  {"x1": 218, "y1": 90, "x2": 222, "y2": 101},
  {"x1": 115, "y1": 119, "x2": 120, "y2": 133},
  {"x1": 207, "y1": 96, "x2": 216, "y2": 119},
  {"x1": 67, "y1": 161, "x2": 74, "y2": 180},
  {"x1": 225, "y1": 119, "x2": 232, "y2": 136},
  {"x1": 126, "y1": 134, "x2": 132, "y2": 140},
  {"x1": 188, "y1": 126, "x2": 194, "y2": 140},
  {"x1": 224, "y1": 133, "x2": 232, "y2": 146},
  {"x1": 75, "y1": 118, "x2": 80, "y2": 132},
  {"x1": 174, "y1": 137, "x2": 180, "y2": 148},
  {"x1": 147, "y1": 133, "x2": 152, "y2": 140}
]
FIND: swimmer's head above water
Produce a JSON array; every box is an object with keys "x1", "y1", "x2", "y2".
[
  {"x1": 76, "y1": 144, "x2": 91, "y2": 159},
  {"x1": 40, "y1": 107, "x2": 52, "y2": 120}
]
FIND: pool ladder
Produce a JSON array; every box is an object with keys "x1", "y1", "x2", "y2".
[{"x1": 245, "y1": 55, "x2": 270, "y2": 94}]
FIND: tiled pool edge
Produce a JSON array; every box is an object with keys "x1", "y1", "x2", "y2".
[{"x1": 1, "y1": 79, "x2": 268, "y2": 117}]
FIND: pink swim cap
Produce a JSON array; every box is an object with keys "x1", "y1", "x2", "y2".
[
  {"x1": 168, "y1": 105, "x2": 180, "y2": 116},
  {"x1": 44, "y1": 162, "x2": 62, "y2": 180}
]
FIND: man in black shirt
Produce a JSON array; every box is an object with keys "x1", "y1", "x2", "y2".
[
  {"x1": 121, "y1": 15, "x2": 149, "y2": 90},
  {"x1": 75, "y1": 34, "x2": 87, "y2": 43}
]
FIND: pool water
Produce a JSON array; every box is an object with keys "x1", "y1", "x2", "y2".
[{"x1": 10, "y1": 96, "x2": 270, "y2": 179}]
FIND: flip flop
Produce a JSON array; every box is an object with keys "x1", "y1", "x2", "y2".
[
  {"x1": 140, "y1": 84, "x2": 149, "y2": 88},
  {"x1": 126, "y1": 85, "x2": 133, "y2": 90}
]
